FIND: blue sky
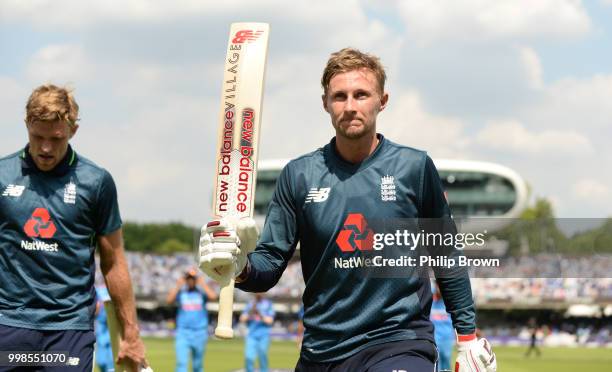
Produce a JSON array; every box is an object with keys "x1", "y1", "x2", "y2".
[{"x1": 1, "y1": 0, "x2": 611, "y2": 224}]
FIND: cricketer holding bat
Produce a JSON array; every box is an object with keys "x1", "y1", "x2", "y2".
[
  {"x1": 0, "y1": 85, "x2": 149, "y2": 371},
  {"x1": 200, "y1": 49, "x2": 497, "y2": 371}
]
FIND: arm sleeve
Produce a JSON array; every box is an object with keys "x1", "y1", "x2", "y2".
[
  {"x1": 95, "y1": 170, "x2": 122, "y2": 235},
  {"x1": 264, "y1": 301, "x2": 275, "y2": 318},
  {"x1": 421, "y1": 155, "x2": 476, "y2": 335},
  {"x1": 175, "y1": 289, "x2": 182, "y2": 306},
  {"x1": 235, "y1": 164, "x2": 299, "y2": 292},
  {"x1": 241, "y1": 303, "x2": 251, "y2": 317}
]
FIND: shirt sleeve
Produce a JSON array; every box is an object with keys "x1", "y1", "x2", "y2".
[
  {"x1": 264, "y1": 300, "x2": 275, "y2": 318},
  {"x1": 421, "y1": 155, "x2": 476, "y2": 335},
  {"x1": 242, "y1": 302, "x2": 252, "y2": 317},
  {"x1": 197, "y1": 287, "x2": 207, "y2": 304},
  {"x1": 95, "y1": 170, "x2": 122, "y2": 236},
  {"x1": 236, "y1": 164, "x2": 299, "y2": 293}
]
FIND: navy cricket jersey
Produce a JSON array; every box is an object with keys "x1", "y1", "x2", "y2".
[
  {"x1": 237, "y1": 134, "x2": 475, "y2": 362},
  {"x1": 0, "y1": 145, "x2": 121, "y2": 330}
]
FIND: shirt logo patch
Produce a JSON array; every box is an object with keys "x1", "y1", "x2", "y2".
[
  {"x1": 63, "y1": 181, "x2": 77, "y2": 204},
  {"x1": 381, "y1": 175, "x2": 397, "y2": 202},
  {"x1": 336, "y1": 213, "x2": 374, "y2": 252},
  {"x1": 2, "y1": 184, "x2": 25, "y2": 197},
  {"x1": 305, "y1": 187, "x2": 330, "y2": 204},
  {"x1": 23, "y1": 208, "x2": 57, "y2": 238}
]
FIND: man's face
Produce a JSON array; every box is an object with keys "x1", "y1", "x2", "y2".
[
  {"x1": 26, "y1": 119, "x2": 77, "y2": 171},
  {"x1": 323, "y1": 68, "x2": 388, "y2": 140},
  {"x1": 186, "y1": 277, "x2": 196, "y2": 290}
]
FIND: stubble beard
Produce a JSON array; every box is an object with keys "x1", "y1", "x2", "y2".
[{"x1": 334, "y1": 120, "x2": 373, "y2": 140}]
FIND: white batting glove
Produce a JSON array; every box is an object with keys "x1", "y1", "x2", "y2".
[
  {"x1": 198, "y1": 218, "x2": 258, "y2": 283},
  {"x1": 455, "y1": 334, "x2": 497, "y2": 372}
]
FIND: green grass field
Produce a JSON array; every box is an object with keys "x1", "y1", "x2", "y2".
[{"x1": 138, "y1": 337, "x2": 612, "y2": 372}]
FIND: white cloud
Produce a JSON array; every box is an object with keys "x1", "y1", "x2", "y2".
[
  {"x1": 379, "y1": 91, "x2": 471, "y2": 158},
  {"x1": 397, "y1": 0, "x2": 591, "y2": 44},
  {"x1": 0, "y1": 77, "x2": 30, "y2": 149},
  {"x1": 572, "y1": 179, "x2": 609, "y2": 200},
  {"x1": 1, "y1": 0, "x2": 221, "y2": 26},
  {"x1": 26, "y1": 44, "x2": 92, "y2": 84},
  {"x1": 1, "y1": 0, "x2": 376, "y2": 32},
  {"x1": 524, "y1": 74, "x2": 612, "y2": 131},
  {"x1": 519, "y1": 46, "x2": 543, "y2": 89},
  {"x1": 73, "y1": 93, "x2": 217, "y2": 224},
  {"x1": 475, "y1": 120, "x2": 592, "y2": 155},
  {"x1": 3, "y1": 0, "x2": 611, "y2": 221}
]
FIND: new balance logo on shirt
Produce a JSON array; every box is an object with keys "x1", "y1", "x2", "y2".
[
  {"x1": 305, "y1": 187, "x2": 330, "y2": 203},
  {"x1": 2, "y1": 184, "x2": 25, "y2": 197}
]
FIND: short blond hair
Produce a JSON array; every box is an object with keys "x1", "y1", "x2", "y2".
[
  {"x1": 25, "y1": 84, "x2": 79, "y2": 127},
  {"x1": 321, "y1": 48, "x2": 386, "y2": 97}
]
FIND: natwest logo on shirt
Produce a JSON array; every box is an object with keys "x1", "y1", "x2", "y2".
[
  {"x1": 336, "y1": 213, "x2": 374, "y2": 252},
  {"x1": 23, "y1": 208, "x2": 57, "y2": 238}
]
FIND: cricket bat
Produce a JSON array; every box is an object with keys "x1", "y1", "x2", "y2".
[
  {"x1": 104, "y1": 300, "x2": 153, "y2": 372},
  {"x1": 104, "y1": 300, "x2": 126, "y2": 372},
  {"x1": 212, "y1": 23, "x2": 270, "y2": 339}
]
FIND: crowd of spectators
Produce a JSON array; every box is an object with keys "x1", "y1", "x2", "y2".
[
  {"x1": 95, "y1": 253, "x2": 611, "y2": 304},
  {"x1": 93, "y1": 252, "x2": 611, "y2": 344}
]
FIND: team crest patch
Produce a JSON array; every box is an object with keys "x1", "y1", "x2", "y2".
[
  {"x1": 380, "y1": 175, "x2": 396, "y2": 201},
  {"x1": 63, "y1": 181, "x2": 77, "y2": 204}
]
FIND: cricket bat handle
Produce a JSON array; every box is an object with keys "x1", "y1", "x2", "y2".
[
  {"x1": 104, "y1": 300, "x2": 154, "y2": 372},
  {"x1": 215, "y1": 276, "x2": 235, "y2": 339},
  {"x1": 104, "y1": 300, "x2": 127, "y2": 372}
]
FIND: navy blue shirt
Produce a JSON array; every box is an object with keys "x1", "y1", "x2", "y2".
[
  {"x1": 237, "y1": 135, "x2": 475, "y2": 362},
  {"x1": 0, "y1": 146, "x2": 121, "y2": 330}
]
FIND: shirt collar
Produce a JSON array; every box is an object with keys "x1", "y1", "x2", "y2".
[
  {"x1": 21, "y1": 144, "x2": 77, "y2": 177},
  {"x1": 327, "y1": 133, "x2": 386, "y2": 173}
]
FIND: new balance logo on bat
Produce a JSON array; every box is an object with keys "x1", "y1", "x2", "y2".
[
  {"x1": 232, "y1": 29, "x2": 265, "y2": 44},
  {"x1": 305, "y1": 188, "x2": 330, "y2": 204}
]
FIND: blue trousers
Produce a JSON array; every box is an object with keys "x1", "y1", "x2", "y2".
[
  {"x1": 435, "y1": 339, "x2": 453, "y2": 371},
  {"x1": 295, "y1": 339, "x2": 436, "y2": 372},
  {"x1": 0, "y1": 324, "x2": 94, "y2": 372},
  {"x1": 95, "y1": 340, "x2": 113, "y2": 372},
  {"x1": 245, "y1": 332, "x2": 270, "y2": 372},
  {"x1": 175, "y1": 328, "x2": 208, "y2": 372}
]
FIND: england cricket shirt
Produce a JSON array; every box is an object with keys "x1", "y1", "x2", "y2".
[
  {"x1": 0, "y1": 145, "x2": 121, "y2": 330},
  {"x1": 237, "y1": 134, "x2": 475, "y2": 362}
]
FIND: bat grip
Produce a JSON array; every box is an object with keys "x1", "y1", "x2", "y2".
[
  {"x1": 215, "y1": 276, "x2": 235, "y2": 339},
  {"x1": 104, "y1": 300, "x2": 126, "y2": 371}
]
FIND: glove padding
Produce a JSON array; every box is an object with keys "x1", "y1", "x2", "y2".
[
  {"x1": 198, "y1": 217, "x2": 258, "y2": 283},
  {"x1": 455, "y1": 337, "x2": 497, "y2": 372}
]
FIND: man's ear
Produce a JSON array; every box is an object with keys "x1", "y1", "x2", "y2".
[
  {"x1": 69, "y1": 124, "x2": 79, "y2": 139},
  {"x1": 322, "y1": 94, "x2": 329, "y2": 113},
  {"x1": 379, "y1": 92, "x2": 389, "y2": 112}
]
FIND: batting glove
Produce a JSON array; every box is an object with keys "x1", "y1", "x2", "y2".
[
  {"x1": 198, "y1": 217, "x2": 258, "y2": 283},
  {"x1": 455, "y1": 334, "x2": 497, "y2": 372}
]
